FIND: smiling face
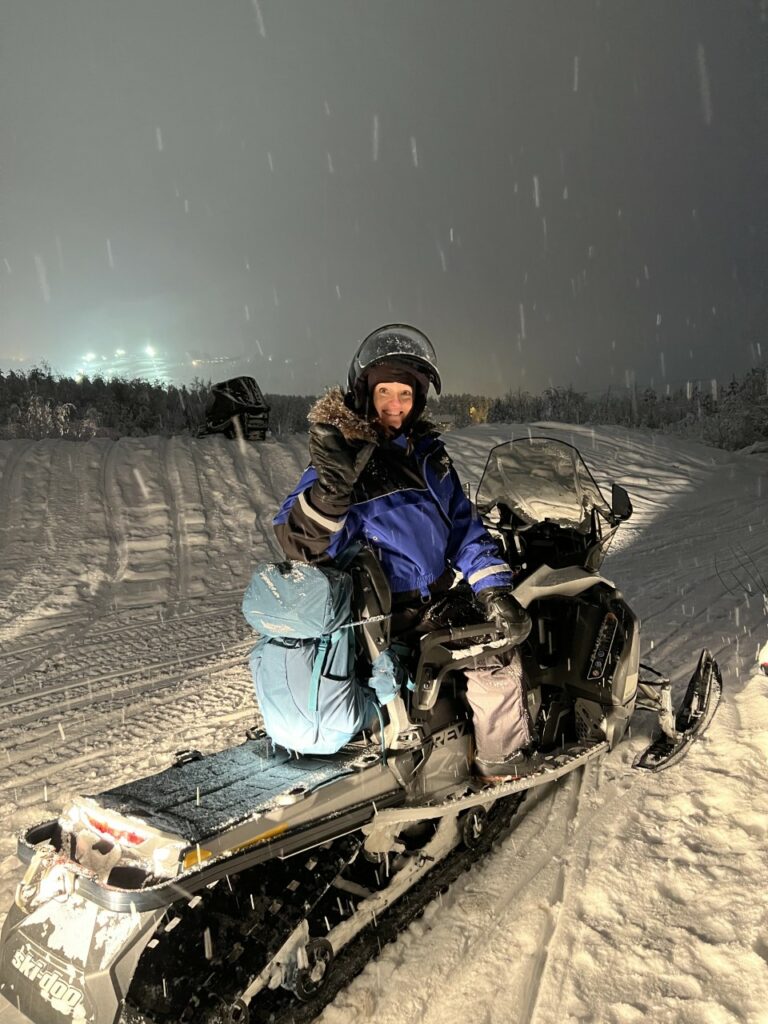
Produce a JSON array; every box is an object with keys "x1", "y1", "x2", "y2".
[{"x1": 372, "y1": 381, "x2": 414, "y2": 432}]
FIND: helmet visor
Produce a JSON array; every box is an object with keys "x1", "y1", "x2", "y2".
[{"x1": 353, "y1": 325, "x2": 441, "y2": 392}]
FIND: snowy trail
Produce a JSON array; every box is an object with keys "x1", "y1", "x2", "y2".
[
  {"x1": 1, "y1": 425, "x2": 767, "y2": 1024},
  {"x1": 0, "y1": 434, "x2": 307, "y2": 924}
]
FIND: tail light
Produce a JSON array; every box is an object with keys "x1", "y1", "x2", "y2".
[{"x1": 82, "y1": 814, "x2": 149, "y2": 847}]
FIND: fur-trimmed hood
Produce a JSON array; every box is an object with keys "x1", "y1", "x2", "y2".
[{"x1": 307, "y1": 386, "x2": 438, "y2": 444}]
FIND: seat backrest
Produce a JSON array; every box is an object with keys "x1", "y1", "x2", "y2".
[{"x1": 346, "y1": 547, "x2": 392, "y2": 663}]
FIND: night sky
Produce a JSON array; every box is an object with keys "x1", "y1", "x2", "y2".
[{"x1": 1, "y1": 1, "x2": 766, "y2": 397}]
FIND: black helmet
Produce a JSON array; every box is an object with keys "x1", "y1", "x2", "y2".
[{"x1": 346, "y1": 324, "x2": 442, "y2": 416}]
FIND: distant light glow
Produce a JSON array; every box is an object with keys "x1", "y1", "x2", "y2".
[
  {"x1": 145, "y1": 344, "x2": 156, "y2": 357},
  {"x1": 84, "y1": 352, "x2": 96, "y2": 362},
  {"x1": 115, "y1": 348, "x2": 126, "y2": 356}
]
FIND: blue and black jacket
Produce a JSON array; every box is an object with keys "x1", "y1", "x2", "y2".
[{"x1": 273, "y1": 388, "x2": 513, "y2": 602}]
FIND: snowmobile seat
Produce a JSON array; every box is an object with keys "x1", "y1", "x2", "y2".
[{"x1": 87, "y1": 736, "x2": 376, "y2": 847}]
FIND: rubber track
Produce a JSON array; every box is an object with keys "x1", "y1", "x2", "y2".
[
  {"x1": 264, "y1": 794, "x2": 526, "y2": 1024},
  {"x1": 122, "y1": 793, "x2": 524, "y2": 1024}
]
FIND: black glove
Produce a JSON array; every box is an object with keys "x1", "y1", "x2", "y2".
[
  {"x1": 309, "y1": 423, "x2": 375, "y2": 512},
  {"x1": 477, "y1": 587, "x2": 532, "y2": 646}
]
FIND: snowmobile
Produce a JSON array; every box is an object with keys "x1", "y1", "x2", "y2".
[
  {"x1": 0, "y1": 436, "x2": 721, "y2": 1024},
  {"x1": 199, "y1": 377, "x2": 270, "y2": 442}
]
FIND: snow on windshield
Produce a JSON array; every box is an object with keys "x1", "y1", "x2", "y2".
[{"x1": 476, "y1": 437, "x2": 610, "y2": 530}]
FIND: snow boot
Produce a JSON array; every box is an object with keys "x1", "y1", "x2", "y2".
[{"x1": 474, "y1": 747, "x2": 542, "y2": 783}]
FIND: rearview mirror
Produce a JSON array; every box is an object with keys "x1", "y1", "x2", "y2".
[{"x1": 611, "y1": 483, "x2": 633, "y2": 521}]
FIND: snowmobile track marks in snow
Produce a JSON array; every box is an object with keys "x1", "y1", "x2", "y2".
[
  {"x1": 229, "y1": 436, "x2": 282, "y2": 563},
  {"x1": 102, "y1": 437, "x2": 129, "y2": 592},
  {"x1": 0, "y1": 602, "x2": 256, "y2": 808},
  {"x1": 0, "y1": 443, "x2": 90, "y2": 646},
  {"x1": 0, "y1": 642, "x2": 251, "y2": 733},
  {"x1": 161, "y1": 436, "x2": 211, "y2": 613},
  {"x1": 0, "y1": 440, "x2": 36, "y2": 569},
  {"x1": 161, "y1": 436, "x2": 191, "y2": 613},
  {"x1": 0, "y1": 648, "x2": 252, "y2": 769},
  {"x1": 2, "y1": 595, "x2": 243, "y2": 693},
  {"x1": 516, "y1": 762, "x2": 592, "y2": 1024},
  {"x1": 0, "y1": 604, "x2": 251, "y2": 711}
]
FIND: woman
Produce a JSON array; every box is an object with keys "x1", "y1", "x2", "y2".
[{"x1": 273, "y1": 324, "x2": 537, "y2": 779}]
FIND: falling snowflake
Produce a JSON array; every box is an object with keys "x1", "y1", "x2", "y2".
[
  {"x1": 372, "y1": 114, "x2": 380, "y2": 161},
  {"x1": 34, "y1": 254, "x2": 50, "y2": 303},
  {"x1": 251, "y1": 0, "x2": 266, "y2": 37},
  {"x1": 697, "y1": 43, "x2": 712, "y2": 125}
]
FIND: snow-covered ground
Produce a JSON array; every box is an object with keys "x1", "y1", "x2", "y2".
[{"x1": 1, "y1": 424, "x2": 767, "y2": 1024}]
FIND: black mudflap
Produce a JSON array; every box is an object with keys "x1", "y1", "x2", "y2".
[{"x1": 634, "y1": 649, "x2": 722, "y2": 771}]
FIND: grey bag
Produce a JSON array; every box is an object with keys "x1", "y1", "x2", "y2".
[{"x1": 464, "y1": 649, "x2": 534, "y2": 761}]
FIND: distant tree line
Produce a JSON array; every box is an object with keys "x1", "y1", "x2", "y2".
[
  {"x1": 428, "y1": 369, "x2": 768, "y2": 450},
  {"x1": 0, "y1": 367, "x2": 210, "y2": 439},
  {"x1": 0, "y1": 365, "x2": 766, "y2": 451},
  {"x1": 0, "y1": 367, "x2": 315, "y2": 441},
  {"x1": 263, "y1": 393, "x2": 315, "y2": 436}
]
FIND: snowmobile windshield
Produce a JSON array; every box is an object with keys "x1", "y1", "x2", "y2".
[
  {"x1": 210, "y1": 376, "x2": 266, "y2": 407},
  {"x1": 475, "y1": 437, "x2": 611, "y2": 531}
]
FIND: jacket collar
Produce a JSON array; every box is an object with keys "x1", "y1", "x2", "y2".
[{"x1": 308, "y1": 386, "x2": 440, "y2": 445}]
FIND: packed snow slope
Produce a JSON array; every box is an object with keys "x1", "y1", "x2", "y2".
[{"x1": 1, "y1": 425, "x2": 767, "y2": 1024}]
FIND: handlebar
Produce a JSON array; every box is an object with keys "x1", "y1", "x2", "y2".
[{"x1": 412, "y1": 621, "x2": 516, "y2": 712}]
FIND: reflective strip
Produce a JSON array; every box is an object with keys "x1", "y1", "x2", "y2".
[
  {"x1": 468, "y1": 564, "x2": 511, "y2": 586},
  {"x1": 298, "y1": 490, "x2": 347, "y2": 533}
]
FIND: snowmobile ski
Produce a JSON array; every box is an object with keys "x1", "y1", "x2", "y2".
[{"x1": 633, "y1": 649, "x2": 722, "y2": 771}]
